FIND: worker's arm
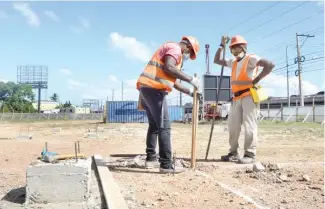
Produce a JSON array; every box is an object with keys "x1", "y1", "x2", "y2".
[
  {"x1": 213, "y1": 46, "x2": 228, "y2": 66},
  {"x1": 174, "y1": 81, "x2": 191, "y2": 95},
  {"x1": 253, "y1": 58, "x2": 275, "y2": 84},
  {"x1": 164, "y1": 55, "x2": 193, "y2": 83}
]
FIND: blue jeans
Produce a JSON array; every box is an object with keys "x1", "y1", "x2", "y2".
[{"x1": 139, "y1": 87, "x2": 172, "y2": 168}]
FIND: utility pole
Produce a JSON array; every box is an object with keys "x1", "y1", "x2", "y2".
[
  {"x1": 295, "y1": 33, "x2": 315, "y2": 106},
  {"x1": 121, "y1": 81, "x2": 124, "y2": 101},
  {"x1": 286, "y1": 46, "x2": 290, "y2": 107},
  {"x1": 111, "y1": 89, "x2": 115, "y2": 101}
]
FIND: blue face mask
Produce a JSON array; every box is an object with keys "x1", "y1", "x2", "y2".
[{"x1": 182, "y1": 53, "x2": 190, "y2": 61}]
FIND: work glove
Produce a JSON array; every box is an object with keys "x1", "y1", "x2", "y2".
[
  {"x1": 189, "y1": 76, "x2": 200, "y2": 89},
  {"x1": 220, "y1": 35, "x2": 230, "y2": 48},
  {"x1": 189, "y1": 88, "x2": 202, "y2": 100}
]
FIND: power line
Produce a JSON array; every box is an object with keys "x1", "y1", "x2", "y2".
[
  {"x1": 244, "y1": 1, "x2": 308, "y2": 34},
  {"x1": 301, "y1": 68, "x2": 324, "y2": 74},
  {"x1": 250, "y1": 9, "x2": 324, "y2": 44},
  {"x1": 261, "y1": 26, "x2": 324, "y2": 52},
  {"x1": 274, "y1": 67, "x2": 324, "y2": 76},
  {"x1": 227, "y1": 1, "x2": 281, "y2": 32},
  {"x1": 262, "y1": 10, "x2": 324, "y2": 39},
  {"x1": 272, "y1": 55, "x2": 324, "y2": 73}
]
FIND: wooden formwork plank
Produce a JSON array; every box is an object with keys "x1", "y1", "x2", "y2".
[{"x1": 93, "y1": 155, "x2": 129, "y2": 209}]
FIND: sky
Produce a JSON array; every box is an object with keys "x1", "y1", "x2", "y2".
[{"x1": 0, "y1": 1, "x2": 324, "y2": 106}]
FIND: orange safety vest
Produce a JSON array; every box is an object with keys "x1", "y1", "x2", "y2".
[
  {"x1": 136, "y1": 42, "x2": 183, "y2": 92},
  {"x1": 231, "y1": 54, "x2": 258, "y2": 101}
]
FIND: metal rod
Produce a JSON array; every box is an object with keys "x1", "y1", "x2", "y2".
[
  {"x1": 205, "y1": 42, "x2": 228, "y2": 160},
  {"x1": 45, "y1": 142, "x2": 48, "y2": 152}
]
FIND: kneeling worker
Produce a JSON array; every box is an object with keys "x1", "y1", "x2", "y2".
[
  {"x1": 214, "y1": 35, "x2": 275, "y2": 164},
  {"x1": 136, "y1": 36, "x2": 200, "y2": 173}
]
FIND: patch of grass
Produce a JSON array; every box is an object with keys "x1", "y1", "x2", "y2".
[{"x1": 258, "y1": 120, "x2": 323, "y2": 129}]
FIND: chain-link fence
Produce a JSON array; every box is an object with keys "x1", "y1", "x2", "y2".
[{"x1": 259, "y1": 105, "x2": 324, "y2": 123}]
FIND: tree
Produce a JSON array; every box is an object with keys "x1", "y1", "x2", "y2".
[
  {"x1": 50, "y1": 93, "x2": 59, "y2": 102},
  {"x1": 0, "y1": 81, "x2": 36, "y2": 113},
  {"x1": 63, "y1": 101, "x2": 72, "y2": 108}
]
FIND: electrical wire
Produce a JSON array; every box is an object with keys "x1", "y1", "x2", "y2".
[
  {"x1": 261, "y1": 9, "x2": 324, "y2": 39},
  {"x1": 244, "y1": 1, "x2": 308, "y2": 34},
  {"x1": 227, "y1": 1, "x2": 281, "y2": 32}
]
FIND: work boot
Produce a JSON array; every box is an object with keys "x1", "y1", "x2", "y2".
[
  {"x1": 220, "y1": 153, "x2": 239, "y2": 162},
  {"x1": 145, "y1": 159, "x2": 160, "y2": 169},
  {"x1": 238, "y1": 154, "x2": 255, "y2": 164},
  {"x1": 159, "y1": 165, "x2": 186, "y2": 174}
]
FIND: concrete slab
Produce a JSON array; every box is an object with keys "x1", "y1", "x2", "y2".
[
  {"x1": 25, "y1": 158, "x2": 92, "y2": 205},
  {"x1": 0, "y1": 162, "x2": 105, "y2": 209},
  {"x1": 94, "y1": 155, "x2": 128, "y2": 209}
]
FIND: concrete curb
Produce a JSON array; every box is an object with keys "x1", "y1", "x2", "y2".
[{"x1": 93, "y1": 155, "x2": 129, "y2": 209}]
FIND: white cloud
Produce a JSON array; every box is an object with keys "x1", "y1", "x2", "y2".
[
  {"x1": 44, "y1": 10, "x2": 59, "y2": 22},
  {"x1": 108, "y1": 74, "x2": 118, "y2": 83},
  {"x1": 108, "y1": 32, "x2": 152, "y2": 62},
  {"x1": 13, "y1": 3, "x2": 40, "y2": 27},
  {"x1": 70, "y1": 16, "x2": 91, "y2": 34},
  {"x1": 260, "y1": 73, "x2": 320, "y2": 97},
  {"x1": 0, "y1": 11, "x2": 8, "y2": 19},
  {"x1": 79, "y1": 16, "x2": 90, "y2": 28},
  {"x1": 60, "y1": 69, "x2": 72, "y2": 75}
]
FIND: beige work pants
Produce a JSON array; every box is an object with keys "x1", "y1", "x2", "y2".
[{"x1": 227, "y1": 95, "x2": 259, "y2": 157}]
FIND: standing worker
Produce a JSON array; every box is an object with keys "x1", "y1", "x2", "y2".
[
  {"x1": 136, "y1": 36, "x2": 200, "y2": 173},
  {"x1": 214, "y1": 35, "x2": 275, "y2": 164}
]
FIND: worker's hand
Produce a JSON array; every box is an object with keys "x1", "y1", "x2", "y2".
[
  {"x1": 189, "y1": 76, "x2": 200, "y2": 89},
  {"x1": 220, "y1": 36, "x2": 230, "y2": 47},
  {"x1": 189, "y1": 88, "x2": 202, "y2": 99}
]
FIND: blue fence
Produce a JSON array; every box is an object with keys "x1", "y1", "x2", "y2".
[{"x1": 106, "y1": 101, "x2": 184, "y2": 123}]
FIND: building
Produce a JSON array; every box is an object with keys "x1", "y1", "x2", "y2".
[
  {"x1": 59, "y1": 106, "x2": 90, "y2": 114},
  {"x1": 260, "y1": 92, "x2": 324, "y2": 109},
  {"x1": 32, "y1": 100, "x2": 59, "y2": 112}
]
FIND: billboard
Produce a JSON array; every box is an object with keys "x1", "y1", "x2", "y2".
[{"x1": 203, "y1": 74, "x2": 232, "y2": 102}]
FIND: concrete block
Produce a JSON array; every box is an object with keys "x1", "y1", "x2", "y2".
[{"x1": 25, "y1": 158, "x2": 92, "y2": 205}]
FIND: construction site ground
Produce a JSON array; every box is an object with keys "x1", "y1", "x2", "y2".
[{"x1": 0, "y1": 120, "x2": 323, "y2": 209}]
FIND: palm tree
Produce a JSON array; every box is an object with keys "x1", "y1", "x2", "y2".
[{"x1": 50, "y1": 93, "x2": 59, "y2": 102}]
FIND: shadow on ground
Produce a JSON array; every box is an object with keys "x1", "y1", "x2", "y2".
[{"x1": 1, "y1": 187, "x2": 26, "y2": 204}]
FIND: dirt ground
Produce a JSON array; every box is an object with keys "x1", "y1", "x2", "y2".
[{"x1": 0, "y1": 120, "x2": 323, "y2": 209}]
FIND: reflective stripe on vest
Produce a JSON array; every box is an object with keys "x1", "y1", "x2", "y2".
[
  {"x1": 140, "y1": 72, "x2": 174, "y2": 89},
  {"x1": 148, "y1": 60, "x2": 164, "y2": 70},
  {"x1": 136, "y1": 42, "x2": 183, "y2": 92},
  {"x1": 231, "y1": 80, "x2": 253, "y2": 85}
]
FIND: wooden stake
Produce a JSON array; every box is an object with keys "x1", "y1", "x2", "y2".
[
  {"x1": 77, "y1": 141, "x2": 80, "y2": 153},
  {"x1": 74, "y1": 142, "x2": 78, "y2": 163},
  {"x1": 191, "y1": 73, "x2": 199, "y2": 169}
]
